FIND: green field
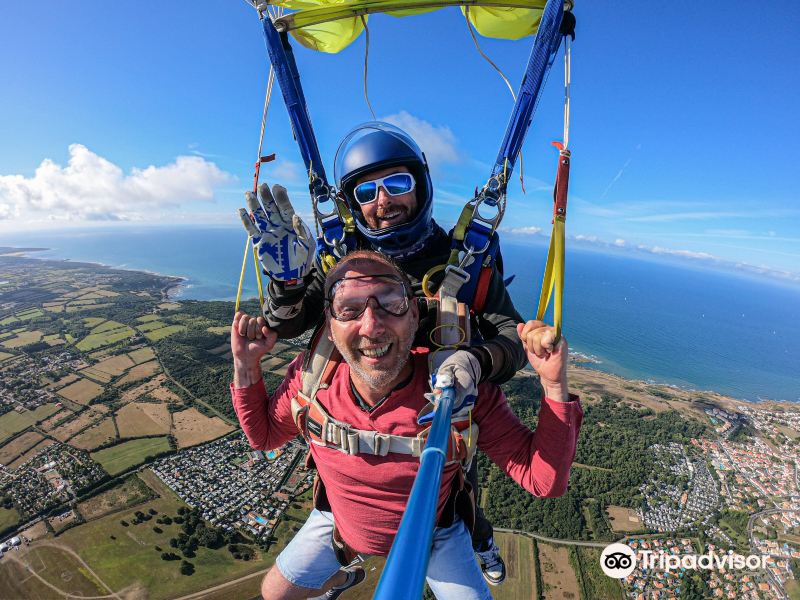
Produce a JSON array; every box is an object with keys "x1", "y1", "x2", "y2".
[
  {"x1": 0, "y1": 316, "x2": 19, "y2": 326},
  {"x1": 0, "y1": 403, "x2": 60, "y2": 442},
  {"x1": 91, "y1": 437, "x2": 171, "y2": 475},
  {"x1": 15, "y1": 308, "x2": 44, "y2": 321},
  {"x1": 76, "y1": 322, "x2": 136, "y2": 351},
  {"x1": 54, "y1": 470, "x2": 273, "y2": 600},
  {"x1": 136, "y1": 314, "x2": 161, "y2": 323},
  {"x1": 144, "y1": 325, "x2": 186, "y2": 341},
  {"x1": 24, "y1": 546, "x2": 110, "y2": 596},
  {"x1": 491, "y1": 532, "x2": 536, "y2": 600},
  {"x1": 136, "y1": 320, "x2": 167, "y2": 332},
  {"x1": 576, "y1": 547, "x2": 625, "y2": 599},
  {"x1": 0, "y1": 506, "x2": 20, "y2": 531}
]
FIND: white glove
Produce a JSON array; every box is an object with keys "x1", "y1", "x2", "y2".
[
  {"x1": 418, "y1": 350, "x2": 480, "y2": 424},
  {"x1": 239, "y1": 182, "x2": 315, "y2": 283}
]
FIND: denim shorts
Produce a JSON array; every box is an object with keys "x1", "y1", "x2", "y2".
[{"x1": 275, "y1": 508, "x2": 492, "y2": 599}]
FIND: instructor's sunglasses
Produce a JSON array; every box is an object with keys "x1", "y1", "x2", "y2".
[
  {"x1": 327, "y1": 274, "x2": 411, "y2": 322},
  {"x1": 353, "y1": 173, "x2": 416, "y2": 205}
]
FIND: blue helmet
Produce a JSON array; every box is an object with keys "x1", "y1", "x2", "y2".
[{"x1": 334, "y1": 122, "x2": 435, "y2": 258}]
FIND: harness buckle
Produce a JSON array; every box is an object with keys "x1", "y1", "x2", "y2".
[{"x1": 373, "y1": 432, "x2": 392, "y2": 456}]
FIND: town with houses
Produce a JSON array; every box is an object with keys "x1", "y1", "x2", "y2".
[
  {"x1": 152, "y1": 434, "x2": 313, "y2": 540},
  {"x1": 622, "y1": 403, "x2": 800, "y2": 599}
]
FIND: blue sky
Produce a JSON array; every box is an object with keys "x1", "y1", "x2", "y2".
[{"x1": 1, "y1": 1, "x2": 798, "y2": 282}]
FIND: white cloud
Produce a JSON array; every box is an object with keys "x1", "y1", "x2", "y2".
[
  {"x1": 574, "y1": 234, "x2": 598, "y2": 242},
  {"x1": 613, "y1": 238, "x2": 626, "y2": 247},
  {"x1": 504, "y1": 225, "x2": 542, "y2": 236},
  {"x1": 382, "y1": 111, "x2": 461, "y2": 173},
  {"x1": 0, "y1": 144, "x2": 234, "y2": 222},
  {"x1": 648, "y1": 246, "x2": 715, "y2": 260}
]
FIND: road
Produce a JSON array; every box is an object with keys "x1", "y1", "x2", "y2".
[
  {"x1": 494, "y1": 526, "x2": 612, "y2": 548},
  {"x1": 747, "y1": 508, "x2": 800, "y2": 600}
]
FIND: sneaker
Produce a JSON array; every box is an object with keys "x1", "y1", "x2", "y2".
[
  {"x1": 312, "y1": 567, "x2": 366, "y2": 599},
  {"x1": 476, "y1": 539, "x2": 506, "y2": 586}
]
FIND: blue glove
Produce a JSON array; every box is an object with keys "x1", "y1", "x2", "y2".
[
  {"x1": 418, "y1": 350, "x2": 480, "y2": 425},
  {"x1": 239, "y1": 182, "x2": 315, "y2": 283}
]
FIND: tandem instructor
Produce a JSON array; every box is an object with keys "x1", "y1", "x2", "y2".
[{"x1": 229, "y1": 250, "x2": 583, "y2": 600}]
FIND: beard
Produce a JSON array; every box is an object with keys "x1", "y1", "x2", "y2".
[{"x1": 334, "y1": 332, "x2": 416, "y2": 392}]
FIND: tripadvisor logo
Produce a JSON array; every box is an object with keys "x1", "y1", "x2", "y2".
[
  {"x1": 600, "y1": 543, "x2": 637, "y2": 578},
  {"x1": 600, "y1": 542, "x2": 771, "y2": 579}
]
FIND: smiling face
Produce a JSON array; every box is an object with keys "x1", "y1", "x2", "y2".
[
  {"x1": 354, "y1": 165, "x2": 418, "y2": 230},
  {"x1": 327, "y1": 259, "x2": 418, "y2": 396}
]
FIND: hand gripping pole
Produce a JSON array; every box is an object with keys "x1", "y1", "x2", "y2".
[{"x1": 373, "y1": 284, "x2": 462, "y2": 600}]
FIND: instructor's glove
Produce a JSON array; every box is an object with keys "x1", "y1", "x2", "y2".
[
  {"x1": 239, "y1": 182, "x2": 315, "y2": 283},
  {"x1": 417, "y1": 350, "x2": 480, "y2": 425}
]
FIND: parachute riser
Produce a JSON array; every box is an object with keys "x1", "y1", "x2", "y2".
[
  {"x1": 490, "y1": 0, "x2": 572, "y2": 182},
  {"x1": 260, "y1": 16, "x2": 355, "y2": 262}
]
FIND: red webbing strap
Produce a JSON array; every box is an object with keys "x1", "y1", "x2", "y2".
[
  {"x1": 472, "y1": 266, "x2": 493, "y2": 315},
  {"x1": 552, "y1": 142, "x2": 570, "y2": 220}
]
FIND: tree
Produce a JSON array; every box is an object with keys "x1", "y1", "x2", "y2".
[{"x1": 180, "y1": 561, "x2": 195, "y2": 576}]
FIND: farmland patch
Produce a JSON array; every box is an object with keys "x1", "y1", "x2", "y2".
[
  {"x1": 70, "y1": 417, "x2": 117, "y2": 450},
  {"x1": 1, "y1": 330, "x2": 43, "y2": 349},
  {"x1": 0, "y1": 403, "x2": 59, "y2": 442},
  {"x1": 91, "y1": 437, "x2": 171, "y2": 475},
  {"x1": 116, "y1": 402, "x2": 171, "y2": 437},
  {"x1": 114, "y1": 360, "x2": 160, "y2": 386},
  {"x1": 128, "y1": 347, "x2": 156, "y2": 364},
  {"x1": 0, "y1": 431, "x2": 44, "y2": 466},
  {"x1": 172, "y1": 408, "x2": 234, "y2": 448},
  {"x1": 57, "y1": 378, "x2": 104, "y2": 405}
]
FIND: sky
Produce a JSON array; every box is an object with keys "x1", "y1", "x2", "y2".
[{"x1": 1, "y1": 1, "x2": 799, "y2": 282}]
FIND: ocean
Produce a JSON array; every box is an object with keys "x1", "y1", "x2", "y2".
[{"x1": 4, "y1": 226, "x2": 799, "y2": 403}]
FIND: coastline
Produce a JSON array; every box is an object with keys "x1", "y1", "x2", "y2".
[{"x1": 1, "y1": 246, "x2": 796, "y2": 407}]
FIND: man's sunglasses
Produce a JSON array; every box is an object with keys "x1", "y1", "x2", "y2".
[
  {"x1": 327, "y1": 275, "x2": 411, "y2": 322},
  {"x1": 353, "y1": 173, "x2": 416, "y2": 205}
]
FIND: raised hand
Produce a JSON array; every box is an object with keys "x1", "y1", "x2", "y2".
[
  {"x1": 231, "y1": 311, "x2": 277, "y2": 388},
  {"x1": 239, "y1": 182, "x2": 315, "y2": 283},
  {"x1": 517, "y1": 320, "x2": 569, "y2": 402}
]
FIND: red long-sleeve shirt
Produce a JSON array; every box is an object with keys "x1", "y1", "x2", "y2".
[{"x1": 231, "y1": 348, "x2": 583, "y2": 556}]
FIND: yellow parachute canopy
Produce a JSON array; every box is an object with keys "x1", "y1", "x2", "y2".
[{"x1": 268, "y1": 0, "x2": 547, "y2": 53}]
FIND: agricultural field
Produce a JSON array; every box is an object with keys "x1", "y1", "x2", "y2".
[
  {"x1": 0, "y1": 351, "x2": 14, "y2": 362},
  {"x1": 143, "y1": 324, "x2": 186, "y2": 341},
  {"x1": 575, "y1": 547, "x2": 624, "y2": 600},
  {"x1": 75, "y1": 320, "x2": 135, "y2": 352},
  {"x1": 0, "y1": 403, "x2": 59, "y2": 443},
  {"x1": 79, "y1": 365, "x2": 114, "y2": 383},
  {"x1": 70, "y1": 417, "x2": 117, "y2": 450},
  {"x1": 606, "y1": 505, "x2": 642, "y2": 533},
  {"x1": 56, "y1": 377, "x2": 104, "y2": 405},
  {"x1": 119, "y1": 375, "x2": 170, "y2": 404},
  {"x1": 46, "y1": 373, "x2": 79, "y2": 390},
  {"x1": 0, "y1": 431, "x2": 44, "y2": 466},
  {"x1": 78, "y1": 474, "x2": 155, "y2": 521},
  {"x1": 92, "y1": 354, "x2": 136, "y2": 376},
  {"x1": 136, "y1": 314, "x2": 161, "y2": 323},
  {"x1": 537, "y1": 542, "x2": 580, "y2": 600},
  {"x1": 15, "y1": 308, "x2": 44, "y2": 321},
  {"x1": 0, "y1": 330, "x2": 43, "y2": 349},
  {"x1": 115, "y1": 360, "x2": 160, "y2": 386},
  {"x1": 128, "y1": 346, "x2": 156, "y2": 364},
  {"x1": 116, "y1": 402, "x2": 171, "y2": 437},
  {"x1": 172, "y1": 408, "x2": 235, "y2": 448},
  {"x1": 47, "y1": 406, "x2": 109, "y2": 442},
  {"x1": 492, "y1": 532, "x2": 536, "y2": 600},
  {"x1": 7, "y1": 439, "x2": 57, "y2": 470},
  {"x1": 0, "y1": 506, "x2": 21, "y2": 531},
  {"x1": 91, "y1": 437, "x2": 171, "y2": 475}
]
